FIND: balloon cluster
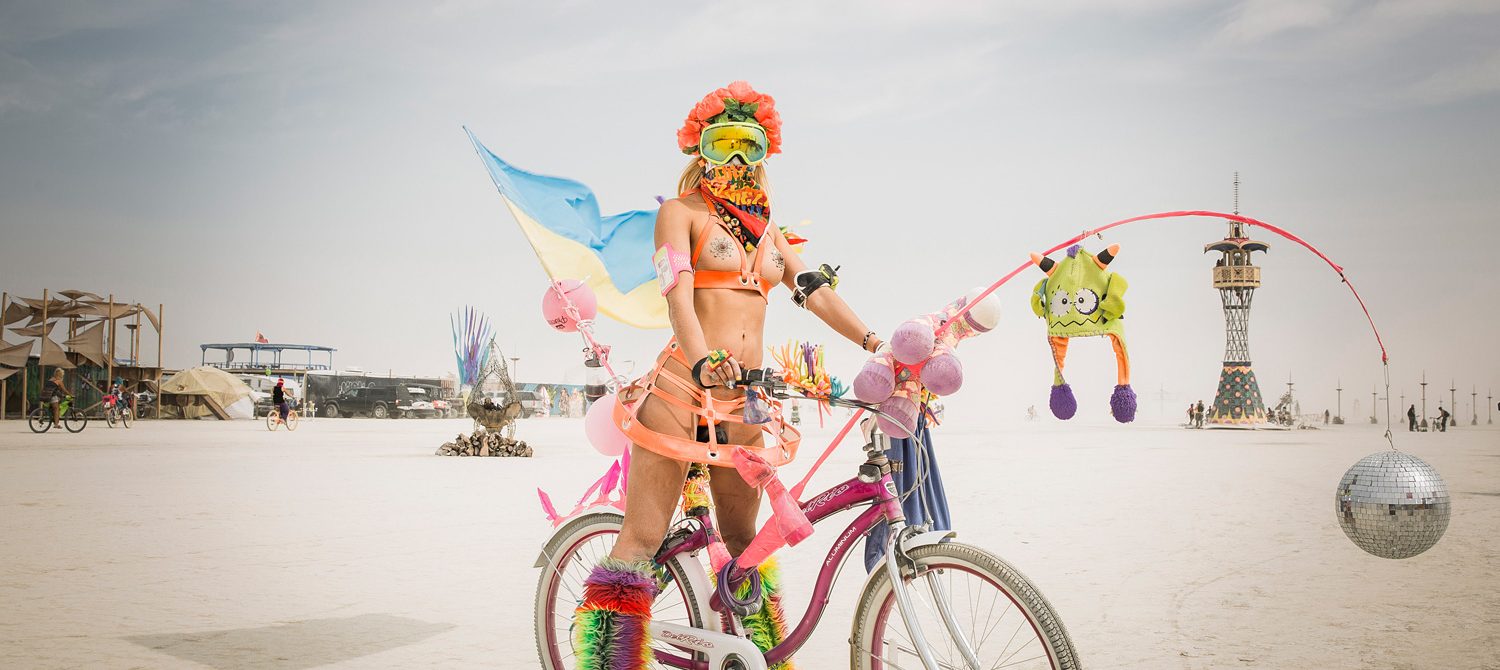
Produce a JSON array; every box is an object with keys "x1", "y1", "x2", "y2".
[{"x1": 853, "y1": 288, "x2": 1001, "y2": 435}]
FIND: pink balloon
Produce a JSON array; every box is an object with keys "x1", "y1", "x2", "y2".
[
  {"x1": 853, "y1": 357, "x2": 896, "y2": 403},
  {"x1": 921, "y1": 347, "x2": 964, "y2": 396},
  {"x1": 876, "y1": 395, "x2": 919, "y2": 437},
  {"x1": 542, "y1": 280, "x2": 598, "y2": 332},
  {"x1": 584, "y1": 392, "x2": 630, "y2": 457},
  {"x1": 890, "y1": 319, "x2": 935, "y2": 365}
]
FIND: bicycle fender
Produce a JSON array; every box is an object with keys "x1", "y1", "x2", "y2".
[{"x1": 900, "y1": 529, "x2": 957, "y2": 553}]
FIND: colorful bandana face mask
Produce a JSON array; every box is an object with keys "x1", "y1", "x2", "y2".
[{"x1": 701, "y1": 163, "x2": 771, "y2": 250}]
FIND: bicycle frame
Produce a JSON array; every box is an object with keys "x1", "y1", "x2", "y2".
[{"x1": 646, "y1": 456, "x2": 948, "y2": 669}]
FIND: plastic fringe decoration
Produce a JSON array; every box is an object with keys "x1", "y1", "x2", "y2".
[
  {"x1": 735, "y1": 557, "x2": 795, "y2": 669},
  {"x1": 574, "y1": 558, "x2": 660, "y2": 670}
]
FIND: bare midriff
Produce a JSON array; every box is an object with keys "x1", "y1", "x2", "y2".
[{"x1": 638, "y1": 196, "x2": 784, "y2": 443}]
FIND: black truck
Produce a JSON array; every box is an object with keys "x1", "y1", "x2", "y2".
[{"x1": 320, "y1": 386, "x2": 434, "y2": 419}]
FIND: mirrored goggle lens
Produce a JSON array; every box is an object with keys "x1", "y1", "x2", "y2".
[{"x1": 700, "y1": 125, "x2": 767, "y2": 164}]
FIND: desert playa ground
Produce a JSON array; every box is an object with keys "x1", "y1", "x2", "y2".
[{"x1": 1, "y1": 415, "x2": 1496, "y2": 669}]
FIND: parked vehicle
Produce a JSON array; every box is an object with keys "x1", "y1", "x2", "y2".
[
  {"x1": 320, "y1": 386, "x2": 432, "y2": 419},
  {"x1": 409, "y1": 383, "x2": 455, "y2": 418}
]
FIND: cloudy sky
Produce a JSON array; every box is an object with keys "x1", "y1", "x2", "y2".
[{"x1": 2, "y1": 0, "x2": 1497, "y2": 421}]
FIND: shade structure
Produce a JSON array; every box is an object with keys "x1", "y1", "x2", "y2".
[
  {"x1": 1, "y1": 301, "x2": 28, "y2": 326},
  {"x1": 57, "y1": 290, "x2": 102, "y2": 301},
  {"x1": 63, "y1": 322, "x2": 106, "y2": 367},
  {"x1": 0, "y1": 340, "x2": 31, "y2": 368},
  {"x1": 160, "y1": 366, "x2": 253, "y2": 415},
  {"x1": 39, "y1": 337, "x2": 73, "y2": 368},
  {"x1": 9, "y1": 323, "x2": 50, "y2": 338}
]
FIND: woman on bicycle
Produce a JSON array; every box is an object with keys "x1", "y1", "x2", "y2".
[
  {"x1": 575, "y1": 81, "x2": 885, "y2": 668},
  {"x1": 43, "y1": 369, "x2": 67, "y2": 425}
]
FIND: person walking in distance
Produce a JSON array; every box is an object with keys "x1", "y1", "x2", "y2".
[{"x1": 1407, "y1": 404, "x2": 1417, "y2": 432}]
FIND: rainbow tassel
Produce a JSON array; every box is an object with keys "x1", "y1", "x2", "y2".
[
  {"x1": 735, "y1": 557, "x2": 795, "y2": 669},
  {"x1": 574, "y1": 558, "x2": 660, "y2": 670}
]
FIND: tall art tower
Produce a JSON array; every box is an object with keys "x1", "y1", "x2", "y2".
[{"x1": 1204, "y1": 176, "x2": 1269, "y2": 425}]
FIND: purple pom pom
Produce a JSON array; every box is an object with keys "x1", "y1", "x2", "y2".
[
  {"x1": 853, "y1": 359, "x2": 896, "y2": 403},
  {"x1": 1049, "y1": 383, "x2": 1077, "y2": 420},
  {"x1": 876, "y1": 395, "x2": 918, "y2": 437},
  {"x1": 1110, "y1": 384, "x2": 1137, "y2": 423},
  {"x1": 921, "y1": 352, "x2": 963, "y2": 396},
  {"x1": 890, "y1": 320, "x2": 936, "y2": 365}
]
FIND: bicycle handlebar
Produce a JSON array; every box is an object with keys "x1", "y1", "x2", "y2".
[{"x1": 730, "y1": 367, "x2": 922, "y2": 441}]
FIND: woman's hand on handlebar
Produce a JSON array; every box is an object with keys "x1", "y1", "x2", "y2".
[{"x1": 695, "y1": 353, "x2": 742, "y2": 389}]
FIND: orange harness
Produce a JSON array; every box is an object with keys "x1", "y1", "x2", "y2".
[
  {"x1": 690, "y1": 215, "x2": 774, "y2": 300},
  {"x1": 614, "y1": 340, "x2": 800, "y2": 467},
  {"x1": 613, "y1": 216, "x2": 798, "y2": 466}
]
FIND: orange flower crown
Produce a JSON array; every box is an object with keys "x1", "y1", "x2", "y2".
[{"x1": 677, "y1": 80, "x2": 783, "y2": 157}]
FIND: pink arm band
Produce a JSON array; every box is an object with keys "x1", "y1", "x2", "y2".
[{"x1": 654, "y1": 243, "x2": 693, "y2": 296}]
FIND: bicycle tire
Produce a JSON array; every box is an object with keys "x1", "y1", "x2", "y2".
[
  {"x1": 266, "y1": 410, "x2": 279, "y2": 431},
  {"x1": 534, "y1": 512, "x2": 709, "y2": 670},
  {"x1": 63, "y1": 409, "x2": 87, "y2": 433},
  {"x1": 120, "y1": 407, "x2": 133, "y2": 428},
  {"x1": 285, "y1": 411, "x2": 299, "y2": 431},
  {"x1": 28, "y1": 408, "x2": 51, "y2": 434},
  {"x1": 105, "y1": 409, "x2": 117, "y2": 428},
  {"x1": 850, "y1": 541, "x2": 1080, "y2": 670}
]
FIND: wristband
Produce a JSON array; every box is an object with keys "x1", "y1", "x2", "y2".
[{"x1": 862, "y1": 330, "x2": 877, "y2": 352}]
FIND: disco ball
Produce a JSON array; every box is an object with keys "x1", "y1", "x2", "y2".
[{"x1": 1335, "y1": 450, "x2": 1450, "y2": 559}]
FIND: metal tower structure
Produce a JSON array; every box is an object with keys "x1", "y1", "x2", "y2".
[{"x1": 1205, "y1": 174, "x2": 1270, "y2": 425}]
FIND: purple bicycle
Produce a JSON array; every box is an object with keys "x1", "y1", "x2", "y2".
[{"x1": 535, "y1": 371, "x2": 1079, "y2": 670}]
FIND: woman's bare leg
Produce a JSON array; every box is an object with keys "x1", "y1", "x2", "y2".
[
  {"x1": 609, "y1": 397, "x2": 691, "y2": 562},
  {"x1": 710, "y1": 421, "x2": 765, "y2": 556}
]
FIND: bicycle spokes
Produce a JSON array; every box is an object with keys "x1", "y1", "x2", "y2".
[{"x1": 874, "y1": 566, "x2": 1054, "y2": 670}]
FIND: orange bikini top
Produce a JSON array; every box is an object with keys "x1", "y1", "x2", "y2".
[{"x1": 691, "y1": 215, "x2": 776, "y2": 300}]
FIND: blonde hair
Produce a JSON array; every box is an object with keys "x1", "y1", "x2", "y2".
[{"x1": 676, "y1": 158, "x2": 771, "y2": 199}]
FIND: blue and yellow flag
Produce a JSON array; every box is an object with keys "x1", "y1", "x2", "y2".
[{"x1": 466, "y1": 128, "x2": 668, "y2": 329}]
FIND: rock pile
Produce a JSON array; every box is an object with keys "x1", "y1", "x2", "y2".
[{"x1": 436, "y1": 430, "x2": 533, "y2": 457}]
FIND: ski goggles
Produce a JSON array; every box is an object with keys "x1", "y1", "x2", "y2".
[{"x1": 699, "y1": 122, "x2": 769, "y2": 166}]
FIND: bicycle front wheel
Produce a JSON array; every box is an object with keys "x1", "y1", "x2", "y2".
[
  {"x1": 63, "y1": 409, "x2": 87, "y2": 433},
  {"x1": 851, "y1": 542, "x2": 1080, "y2": 670},
  {"x1": 285, "y1": 411, "x2": 299, "y2": 431},
  {"x1": 535, "y1": 512, "x2": 709, "y2": 670},
  {"x1": 120, "y1": 407, "x2": 133, "y2": 428}
]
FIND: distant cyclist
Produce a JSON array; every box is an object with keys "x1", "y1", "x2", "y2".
[
  {"x1": 272, "y1": 378, "x2": 290, "y2": 424},
  {"x1": 42, "y1": 369, "x2": 67, "y2": 425},
  {"x1": 109, "y1": 378, "x2": 129, "y2": 413}
]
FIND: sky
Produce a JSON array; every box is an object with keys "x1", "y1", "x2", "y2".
[{"x1": 2, "y1": 0, "x2": 1498, "y2": 423}]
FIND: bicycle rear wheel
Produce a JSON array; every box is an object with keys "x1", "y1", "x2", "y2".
[
  {"x1": 535, "y1": 512, "x2": 709, "y2": 669},
  {"x1": 105, "y1": 408, "x2": 117, "y2": 428},
  {"x1": 851, "y1": 542, "x2": 1079, "y2": 670},
  {"x1": 63, "y1": 409, "x2": 87, "y2": 433},
  {"x1": 28, "y1": 408, "x2": 52, "y2": 433},
  {"x1": 266, "y1": 410, "x2": 279, "y2": 431}
]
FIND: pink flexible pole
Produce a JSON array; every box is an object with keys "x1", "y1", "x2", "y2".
[{"x1": 937, "y1": 210, "x2": 1388, "y2": 364}]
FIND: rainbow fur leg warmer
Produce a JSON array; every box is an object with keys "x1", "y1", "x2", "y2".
[
  {"x1": 574, "y1": 557, "x2": 661, "y2": 670},
  {"x1": 736, "y1": 557, "x2": 795, "y2": 669}
]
